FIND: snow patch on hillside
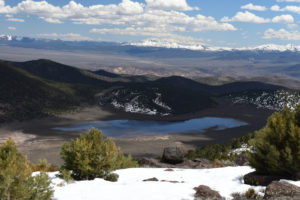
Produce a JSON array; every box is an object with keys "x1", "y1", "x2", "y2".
[
  {"x1": 111, "y1": 98, "x2": 158, "y2": 115},
  {"x1": 229, "y1": 144, "x2": 252, "y2": 155},
  {"x1": 153, "y1": 93, "x2": 171, "y2": 111},
  {"x1": 106, "y1": 90, "x2": 171, "y2": 116},
  {"x1": 231, "y1": 90, "x2": 300, "y2": 111}
]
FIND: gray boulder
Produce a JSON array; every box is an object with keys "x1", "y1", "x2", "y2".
[
  {"x1": 264, "y1": 181, "x2": 300, "y2": 200},
  {"x1": 162, "y1": 146, "x2": 185, "y2": 164},
  {"x1": 194, "y1": 185, "x2": 224, "y2": 200}
]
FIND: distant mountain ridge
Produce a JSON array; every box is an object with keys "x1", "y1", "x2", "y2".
[
  {"x1": 1, "y1": 35, "x2": 300, "y2": 85},
  {"x1": 1, "y1": 35, "x2": 300, "y2": 52},
  {"x1": 131, "y1": 39, "x2": 300, "y2": 52}
]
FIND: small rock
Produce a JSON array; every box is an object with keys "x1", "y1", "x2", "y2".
[
  {"x1": 194, "y1": 185, "x2": 224, "y2": 200},
  {"x1": 165, "y1": 168, "x2": 174, "y2": 171},
  {"x1": 162, "y1": 146, "x2": 185, "y2": 164},
  {"x1": 161, "y1": 180, "x2": 180, "y2": 183},
  {"x1": 143, "y1": 177, "x2": 159, "y2": 182},
  {"x1": 264, "y1": 181, "x2": 300, "y2": 200}
]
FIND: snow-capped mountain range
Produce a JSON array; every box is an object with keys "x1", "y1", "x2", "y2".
[
  {"x1": 131, "y1": 39, "x2": 300, "y2": 52},
  {"x1": 1, "y1": 35, "x2": 300, "y2": 52},
  {"x1": 0, "y1": 34, "x2": 12, "y2": 41}
]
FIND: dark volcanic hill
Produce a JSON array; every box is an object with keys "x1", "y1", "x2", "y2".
[
  {"x1": 0, "y1": 59, "x2": 297, "y2": 123},
  {"x1": 151, "y1": 76, "x2": 285, "y2": 95},
  {"x1": 11, "y1": 59, "x2": 108, "y2": 85},
  {"x1": 0, "y1": 61, "x2": 100, "y2": 123}
]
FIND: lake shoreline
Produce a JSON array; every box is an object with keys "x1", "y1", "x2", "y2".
[
  {"x1": 54, "y1": 117, "x2": 248, "y2": 138},
  {"x1": 0, "y1": 102, "x2": 273, "y2": 165}
]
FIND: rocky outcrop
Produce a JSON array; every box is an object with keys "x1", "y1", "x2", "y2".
[
  {"x1": 264, "y1": 181, "x2": 300, "y2": 200},
  {"x1": 194, "y1": 185, "x2": 224, "y2": 200},
  {"x1": 243, "y1": 172, "x2": 282, "y2": 186}
]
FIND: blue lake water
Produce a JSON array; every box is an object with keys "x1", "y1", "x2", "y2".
[{"x1": 54, "y1": 117, "x2": 247, "y2": 138}]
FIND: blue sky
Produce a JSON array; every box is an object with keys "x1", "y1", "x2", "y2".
[{"x1": 1, "y1": 0, "x2": 300, "y2": 47}]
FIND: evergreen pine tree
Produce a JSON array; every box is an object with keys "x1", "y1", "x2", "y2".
[
  {"x1": 60, "y1": 128, "x2": 138, "y2": 180},
  {"x1": 0, "y1": 138, "x2": 53, "y2": 200},
  {"x1": 249, "y1": 106, "x2": 300, "y2": 178},
  {"x1": 0, "y1": 138, "x2": 33, "y2": 200},
  {"x1": 29, "y1": 172, "x2": 53, "y2": 200}
]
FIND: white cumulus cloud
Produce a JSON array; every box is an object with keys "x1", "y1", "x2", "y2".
[
  {"x1": 272, "y1": 14, "x2": 294, "y2": 23},
  {"x1": 0, "y1": 0, "x2": 235, "y2": 35},
  {"x1": 282, "y1": 6, "x2": 300, "y2": 14},
  {"x1": 222, "y1": 11, "x2": 294, "y2": 24},
  {"x1": 38, "y1": 33, "x2": 93, "y2": 41},
  {"x1": 8, "y1": 26, "x2": 16, "y2": 30},
  {"x1": 264, "y1": 28, "x2": 300, "y2": 40},
  {"x1": 40, "y1": 17, "x2": 62, "y2": 24},
  {"x1": 241, "y1": 3, "x2": 267, "y2": 11},
  {"x1": 145, "y1": 0, "x2": 198, "y2": 11},
  {"x1": 118, "y1": 0, "x2": 144, "y2": 14},
  {"x1": 271, "y1": 5, "x2": 281, "y2": 11},
  {"x1": 221, "y1": 11, "x2": 270, "y2": 23},
  {"x1": 7, "y1": 18, "x2": 24, "y2": 22},
  {"x1": 89, "y1": 12, "x2": 236, "y2": 44},
  {"x1": 270, "y1": 5, "x2": 300, "y2": 14},
  {"x1": 277, "y1": 0, "x2": 300, "y2": 2}
]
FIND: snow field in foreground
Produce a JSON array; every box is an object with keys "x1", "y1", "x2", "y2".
[{"x1": 48, "y1": 166, "x2": 300, "y2": 200}]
